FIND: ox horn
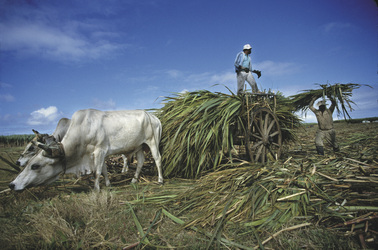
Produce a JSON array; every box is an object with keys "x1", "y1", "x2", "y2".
[
  {"x1": 35, "y1": 142, "x2": 52, "y2": 156},
  {"x1": 32, "y1": 129, "x2": 44, "y2": 141}
]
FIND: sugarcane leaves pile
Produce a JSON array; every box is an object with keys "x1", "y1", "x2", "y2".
[
  {"x1": 290, "y1": 83, "x2": 372, "y2": 120},
  {"x1": 158, "y1": 90, "x2": 246, "y2": 179},
  {"x1": 158, "y1": 90, "x2": 301, "y2": 179},
  {"x1": 177, "y1": 157, "x2": 378, "y2": 238},
  {"x1": 179, "y1": 162, "x2": 316, "y2": 232}
]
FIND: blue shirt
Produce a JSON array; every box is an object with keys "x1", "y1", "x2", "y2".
[
  {"x1": 242, "y1": 55, "x2": 251, "y2": 68},
  {"x1": 234, "y1": 51, "x2": 252, "y2": 72}
]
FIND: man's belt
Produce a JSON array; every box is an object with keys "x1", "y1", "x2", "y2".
[{"x1": 237, "y1": 68, "x2": 249, "y2": 73}]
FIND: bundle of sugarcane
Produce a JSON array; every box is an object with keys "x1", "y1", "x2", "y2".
[
  {"x1": 289, "y1": 83, "x2": 371, "y2": 120},
  {"x1": 157, "y1": 89, "x2": 301, "y2": 179}
]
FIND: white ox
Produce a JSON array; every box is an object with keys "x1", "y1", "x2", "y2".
[
  {"x1": 9, "y1": 109, "x2": 163, "y2": 191},
  {"x1": 17, "y1": 118, "x2": 133, "y2": 173}
]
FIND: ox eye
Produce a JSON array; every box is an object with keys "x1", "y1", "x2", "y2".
[
  {"x1": 31, "y1": 164, "x2": 40, "y2": 170},
  {"x1": 28, "y1": 145, "x2": 35, "y2": 151}
]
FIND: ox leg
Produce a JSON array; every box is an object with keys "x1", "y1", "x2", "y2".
[
  {"x1": 121, "y1": 154, "x2": 128, "y2": 173},
  {"x1": 150, "y1": 146, "x2": 163, "y2": 184},
  {"x1": 93, "y1": 150, "x2": 107, "y2": 191},
  {"x1": 131, "y1": 150, "x2": 144, "y2": 183},
  {"x1": 102, "y1": 163, "x2": 110, "y2": 187}
]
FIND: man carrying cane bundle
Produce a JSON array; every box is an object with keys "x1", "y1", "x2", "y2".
[{"x1": 309, "y1": 96, "x2": 340, "y2": 155}]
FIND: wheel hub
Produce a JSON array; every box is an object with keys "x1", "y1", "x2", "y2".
[{"x1": 262, "y1": 134, "x2": 269, "y2": 146}]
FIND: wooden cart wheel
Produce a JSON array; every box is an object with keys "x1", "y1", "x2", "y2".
[{"x1": 245, "y1": 107, "x2": 282, "y2": 163}]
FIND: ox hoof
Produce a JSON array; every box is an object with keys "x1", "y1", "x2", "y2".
[
  {"x1": 158, "y1": 178, "x2": 164, "y2": 185},
  {"x1": 131, "y1": 178, "x2": 138, "y2": 184}
]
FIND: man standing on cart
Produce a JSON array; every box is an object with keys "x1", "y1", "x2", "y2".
[{"x1": 234, "y1": 44, "x2": 261, "y2": 95}]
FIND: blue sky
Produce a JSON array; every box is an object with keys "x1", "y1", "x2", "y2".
[{"x1": 0, "y1": 0, "x2": 377, "y2": 135}]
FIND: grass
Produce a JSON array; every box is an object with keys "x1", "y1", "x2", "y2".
[{"x1": 0, "y1": 122, "x2": 377, "y2": 249}]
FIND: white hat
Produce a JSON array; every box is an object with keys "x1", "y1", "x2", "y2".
[{"x1": 243, "y1": 44, "x2": 252, "y2": 50}]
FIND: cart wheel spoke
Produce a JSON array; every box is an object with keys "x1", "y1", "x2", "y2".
[
  {"x1": 251, "y1": 134, "x2": 263, "y2": 140},
  {"x1": 267, "y1": 146, "x2": 278, "y2": 160},
  {"x1": 269, "y1": 131, "x2": 280, "y2": 137},
  {"x1": 259, "y1": 112, "x2": 264, "y2": 131},
  {"x1": 267, "y1": 120, "x2": 276, "y2": 134},
  {"x1": 253, "y1": 119, "x2": 264, "y2": 136},
  {"x1": 264, "y1": 113, "x2": 270, "y2": 132},
  {"x1": 251, "y1": 141, "x2": 263, "y2": 150}
]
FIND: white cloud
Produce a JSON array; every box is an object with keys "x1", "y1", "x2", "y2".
[
  {"x1": 209, "y1": 72, "x2": 235, "y2": 85},
  {"x1": 255, "y1": 60, "x2": 301, "y2": 76},
  {"x1": 323, "y1": 22, "x2": 354, "y2": 33},
  {"x1": 0, "y1": 82, "x2": 12, "y2": 88},
  {"x1": 0, "y1": 82, "x2": 14, "y2": 102},
  {"x1": 349, "y1": 86, "x2": 377, "y2": 108},
  {"x1": 179, "y1": 89, "x2": 189, "y2": 94},
  {"x1": 297, "y1": 112, "x2": 317, "y2": 123},
  {"x1": 0, "y1": 114, "x2": 12, "y2": 123},
  {"x1": 28, "y1": 106, "x2": 60, "y2": 126},
  {"x1": 165, "y1": 70, "x2": 234, "y2": 86},
  {"x1": 0, "y1": 94, "x2": 15, "y2": 102},
  {"x1": 166, "y1": 70, "x2": 183, "y2": 78},
  {"x1": 0, "y1": 19, "x2": 127, "y2": 63}
]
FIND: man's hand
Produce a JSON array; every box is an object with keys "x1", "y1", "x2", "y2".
[{"x1": 252, "y1": 70, "x2": 261, "y2": 78}]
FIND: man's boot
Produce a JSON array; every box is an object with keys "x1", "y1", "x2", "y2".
[{"x1": 316, "y1": 146, "x2": 324, "y2": 155}]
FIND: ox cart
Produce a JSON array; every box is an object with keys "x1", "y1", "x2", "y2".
[{"x1": 235, "y1": 92, "x2": 282, "y2": 163}]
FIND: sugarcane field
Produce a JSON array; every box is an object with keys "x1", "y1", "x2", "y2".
[{"x1": 0, "y1": 84, "x2": 377, "y2": 249}]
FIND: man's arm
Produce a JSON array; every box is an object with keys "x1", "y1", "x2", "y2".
[
  {"x1": 329, "y1": 97, "x2": 336, "y2": 113},
  {"x1": 309, "y1": 96, "x2": 317, "y2": 113},
  {"x1": 234, "y1": 52, "x2": 242, "y2": 68}
]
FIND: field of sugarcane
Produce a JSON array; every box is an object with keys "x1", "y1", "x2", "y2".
[
  {"x1": 0, "y1": 134, "x2": 34, "y2": 147},
  {"x1": 0, "y1": 85, "x2": 377, "y2": 249}
]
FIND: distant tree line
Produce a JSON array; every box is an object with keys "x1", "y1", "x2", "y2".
[{"x1": 0, "y1": 134, "x2": 34, "y2": 147}]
